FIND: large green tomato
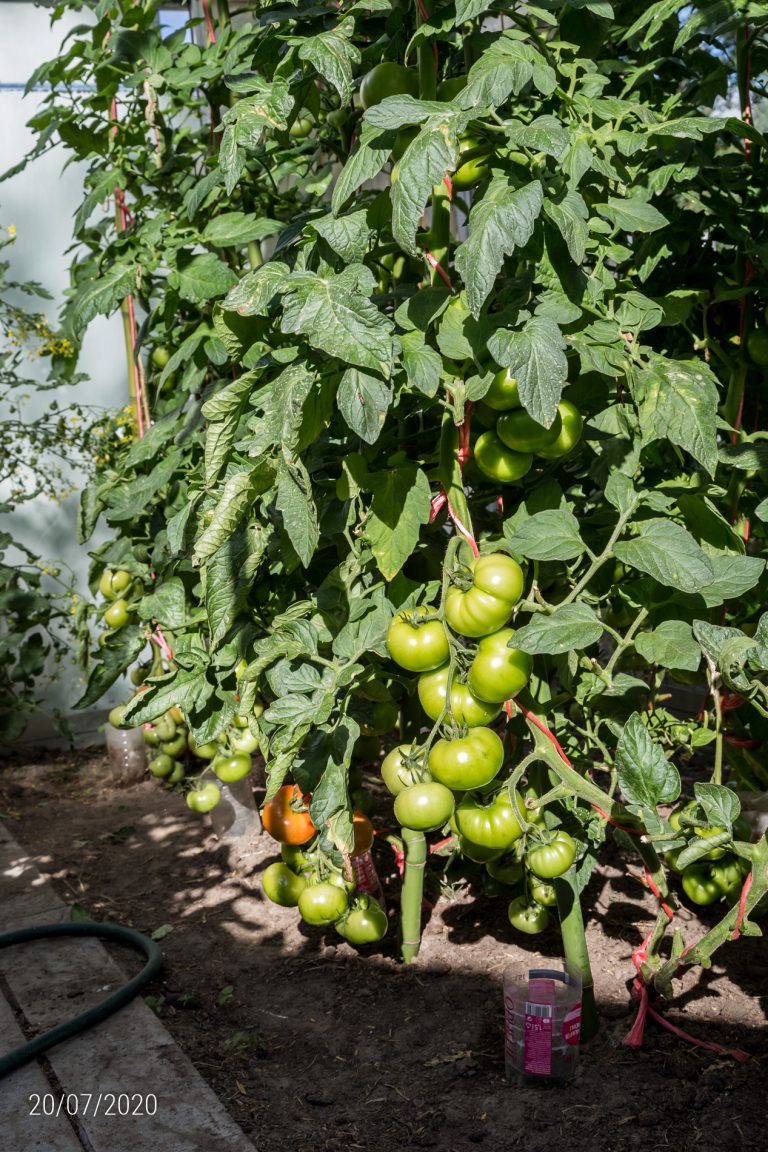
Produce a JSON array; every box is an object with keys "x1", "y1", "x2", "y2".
[
  {"x1": 151, "y1": 346, "x2": 171, "y2": 371},
  {"x1": 467, "y1": 627, "x2": 533, "y2": 704},
  {"x1": 681, "y1": 863, "x2": 722, "y2": 906},
  {"x1": 529, "y1": 875, "x2": 558, "y2": 908},
  {"x1": 453, "y1": 789, "x2": 527, "y2": 850},
  {"x1": 474, "y1": 431, "x2": 533, "y2": 485},
  {"x1": 417, "y1": 664, "x2": 500, "y2": 727},
  {"x1": 452, "y1": 135, "x2": 492, "y2": 191},
  {"x1": 99, "y1": 569, "x2": 132, "y2": 601},
  {"x1": 458, "y1": 835, "x2": 504, "y2": 863},
  {"x1": 262, "y1": 862, "x2": 307, "y2": 907},
  {"x1": 228, "y1": 728, "x2": 260, "y2": 755},
  {"x1": 298, "y1": 881, "x2": 349, "y2": 926},
  {"x1": 508, "y1": 896, "x2": 550, "y2": 934},
  {"x1": 537, "y1": 400, "x2": 584, "y2": 459},
  {"x1": 428, "y1": 727, "x2": 504, "y2": 791},
  {"x1": 103, "y1": 598, "x2": 133, "y2": 630},
  {"x1": 437, "y1": 76, "x2": 466, "y2": 101},
  {"x1": 213, "y1": 753, "x2": 251, "y2": 784},
  {"x1": 444, "y1": 553, "x2": 524, "y2": 638},
  {"x1": 149, "y1": 753, "x2": 174, "y2": 778},
  {"x1": 391, "y1": 125, "x2": 418, "y2": 161},
  {"x1": 360, "y1": 63, "x2": 419, "y2": 109},
  {"x1": 497, "y1": 408, "x2": 562, "y2": 455},
  {"x1": 186, "y1": 781, "x2": 221, "y2": 813},
  {"x1": 108, "y1": 703, "x2": 129, "y2": 729},
  {"x1": 381, "y1": 745, "x2": 427, "y2": 795},
  {"x1": 160, "y1": 731, "x2": 188, "y2": 759},
  {"x1": 336, "y1": 896, "x2": 388, "y2": 944},
  {"x1": 188, "y1": 735, "x2": 218, "y2": 759},
  {"x1": 526, "y1": 831, "x2": 577, "y2": 879},
  {"x1": 486, "y1": 855, "x2": 523, "y2": 885},
  {"x1": 710, "y1": 855, "x2": 747, "y2": 902},
  {"x1": 393, "y1": 782, "x2": 455, "y2": 831},
  {"x1": 484, "y1": 367, "x2": 521, "y2": 411},
  {"x1": 387, "y1": 607, "x2": 449, "y2": 672}
]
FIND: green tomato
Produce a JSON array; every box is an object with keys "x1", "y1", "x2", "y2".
[
  {"x1": 526, "y1": 831, "x2": 577, "y2": 879},
  {"x1": 151, "y1": 346, "x2": 171, "y2": 370},
  {"x1": 166, "y1": 762, "x2": 186, "y2": 785},
  {"x1": 154, "y1": 715, "x2": 177, "y2": 742},
  {"x1": 298, "y1": 881, "x2": 349, "y2": 926},
  {"x1": 508, "y1": 896, "x2": 550, "y2": 934},
  {"x1": 529, "y1": 875, "x2": 558, "y2": 907},
  {"x1": 537, "y1": 400, "x2": 584, "y2": 459},
  {"x1": 142, "y1": 726, "x2": 159, "y2": 747},
  {"x1": 444, "y1": 553, "x2": 524, "y2": 638},
  {"x1": 417, "y1": 664, "x2": 501, "y2": 728},
  {"x1": 149, "y1": 753, "x2": 174, "y2": 778},
  {"x1": 360, "y1": 63, "x2": 419, "y2": 110},
  {"x1": 130, "y1": 666, "x2": 148, "y2": 687},
  {"x1": 453, "y1": 789, "x2": 527, "y2": 850},
  {"x1": 497, "y1": 408, "x2": 563, "y2": 455},
  {"x1": 484, "y1": 367, "x2": 521, "y2": 411},
  {"x1": 746, "y1": 326, "x2": 768, "y2": 366},
  {"x1": 681, "y1": 863, "x2": 722, "y2": 906},
  {"x1": 474, "y1": 431, "x2": 533, "y2": 485},
  {"x1": 228, "y1": 728, "x2": 260, "y2": 755},
  {"x1": 188, "y1": 735, "x2": 218, "y2": 760},
  {"x1": 326, "y1": 107, "x2": 349, "y2": 129},
  {"x1": 428, "y1": 727, "x2": 505, "y2": 791},
  {"x1": 336, "y1": 896, "x2": 388, "y2": 944},
  {"x1": 381, "y1": 745, "x2": 427, "y2": 795},
  {"x1": 186, "y1": 781, "x2": 222, "y2": 814},
  {"x1": 353, "y1": 733, "x2": 381, "y2": 762},
  {"x1": 289, "y1": 115, "x2": 314, "y2": 139},
  {"x1": 393, "y1": 782, "x2": 456, "y2": 831},
  {"x1": 437, "y1": 76, "x2": 467, "y2": 101},
  {"x1": 99, "y1": 569, "x2": 133, "y2": 601},
  {"x1": 262, "y1": 861, "x2": 308, "y2": 907},
  {"x1": 486, "y1": 855, "x2": 523, "y2": 885},
  {"x1": 710, "y1": 855, "x2": 747, "y2": 902},
  {"x1": 231, "y1": 713, "x2": 250, "y2": 728},
  {"x1": 392, "y1": 125, "x2": 418, "y2": 161},
  {"x1": 458, "y1": 835, "x2": 504, "y2": 863},
  {"x1": 387, "y1": 607, "x2": 450, "y2": 672},
  {"x1": 452, "y1": 135, "x2": 492, "y2": 191},
  {"x1": 103, "y1": 598, "x2": 133, "y2": 630},
  {"x1": 213, "y1": 753, "x2": 252, "y2": 784},
  {"x1": 467, "y1": 627, "x2": 533, "y2": 704},
  {"x1": 161, "y1": 732, "x2": 188, "y2": 759},
  {"x1": 108, "y1": 704, "x2": 129, "y2": 729}
]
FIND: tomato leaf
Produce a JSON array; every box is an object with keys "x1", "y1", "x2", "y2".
[
  {"x1": 487, "y1": 316, "x2": 567, "y2": 427},
  {"x1": 276, "y1": 460, "x2": 320, "y2": 567},
  {"x1": 694, "y1": 783, "x2": 741, "y2": 831},
  {"x1": 367, "y1": 464, "x2": 432, "y2": 580},
  {"x1": 543, "y1": 189, "x2": 589, "y2": 265},
  {"x1": 400, "y1": 330, "x2": 442, "y2": 397},
  {"x1": 73, "y1": 626, "x2": 146, "y2": 710},
  {"x1": 332, "y1": 124, "x2": 392, "y2": 214},
  {"x1": 504, "y1": 508, "x2": 586, "y2": 562},
  {"x1": 613, "y1": 519, "x2": 714, "y2": 594},
  {"x1": 174, "y1": 253, "x2": 237, "y2": 304},
  {"x1": 513, "y1": 604, "x2": 604, "y2": 655},
  {"x1": 137, "y1": 577, "x2": 188, "y2": 630},
  {"x1": 615, "y1": 713, "x2": 680, "y2": 809},
  {"x1": 391, "y1": 126, "x2": 458, "y2": 256},
  {"x1": 337, "y1": 368, "x2": 392, "y2": 444},
  {"x1": 635, "y1": 355, "x2": 719, "y2": 476},
  {"x1": 634, "y1": 621, "x2": 701, "y2": 671},
  {"x1": 297, "y1": 29, "x2": 360, "y2": 104},
  {"x1": 597, "y1": 196, "x2": 668, "y2": 233},
  {"x1": 455, "y1": 180, "x2": 543, "y2": 315}
]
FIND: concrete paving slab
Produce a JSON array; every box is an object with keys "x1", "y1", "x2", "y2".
[{"x1": 0, "y1": 828, "x2": 257, "y2": 1152}]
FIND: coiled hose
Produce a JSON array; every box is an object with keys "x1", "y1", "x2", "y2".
[{"x1": 0, "y1": 921, "x2": 163, "y2": 1079}]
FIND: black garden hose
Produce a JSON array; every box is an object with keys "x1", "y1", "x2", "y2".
[{"x1": 0, "y1": 921, "x2": 163, "y2": 1079}]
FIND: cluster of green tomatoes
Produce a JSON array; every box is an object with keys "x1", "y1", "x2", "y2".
[
  {"x1": 473, "y1": 369, "x2": 584, "y2": 486},
  {"x1": 385, "y1": 550, "x2": 577, "y2": 932},
  {"x1": 98, "y1": 567, "x2": 140, "y2": 639},
  {"x1": 665, "y1": 800, "x2": 752, "y2": 908}
]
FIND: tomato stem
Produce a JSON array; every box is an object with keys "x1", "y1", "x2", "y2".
[
  {"x1": 400, "y1": 826, "x2": 427, "y2": 962},
  {"x1": 554, "y1": 868, "x2": 598, "y2": 1043}
]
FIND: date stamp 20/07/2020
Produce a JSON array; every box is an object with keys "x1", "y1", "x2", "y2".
[{"x1": 29, "y1": 1093, "x2": 158, "y2": 1117}]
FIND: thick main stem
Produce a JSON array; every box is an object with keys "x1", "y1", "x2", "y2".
[
  {"x1": 400, "y1": 827, "x2": 427, "y2": 963},
  {"x1": 554, "y1": 869, "x2": 597, "y2": 1042}
]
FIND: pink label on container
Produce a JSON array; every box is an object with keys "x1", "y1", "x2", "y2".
[
  {"x1": 524, "y1": 978, "x2": 555, "y2": 1076},
  {"x1": 562, "y1": 1001, "x2": 582, "y2": 1046}
]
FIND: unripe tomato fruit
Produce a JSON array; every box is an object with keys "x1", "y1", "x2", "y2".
[
  {"x1": 381, "y1": 745, "x2": 427, "y2": 795},
  {"x1": 444, "y1": 553, "x2": 524, "y2": 638},
  {"x1": 99, "y1": 568, "x2": 132, "y2": 601},
  {"x1": 428, "y1": 726, "x2": 505, "y2": 791},
  {"x1": 437, "y1": 76, "x2": 467, "y2": 100},
  {"x1": 387, "y1": 607, "x2": 449, "y2": 672},
  {"x1": 108, "y1": 704, "x2": 129, "y2": 729},
  {"x1": 458, "y1": 835, "x2": 504, "y2": 863},
  {"x1": 213, "y1": 752, "x2": 252, "y2": 784},
  {"x1": 186, "y1": 782, "x2": 221, "y2": 813},
  {"x1": 393, "y1": 781, "x2": 456, "y2": 831},
  {"x1": 262, "y1": 784, "x2": 316, "y2": 845},
  {"x1": 475, "y1": 431, "x2": 533, "y2": 484},
  {"x1": 167, "y1": 762, "x2": 186, "y2": 785},
  {"x1": 154, "y1": 714, "x2": 177, "y2": 742},
  {"x1": 486, "y1": 855, "x2": 523, "y2": 885},
  {"x1": 103, "y1": 599, "x2": 133, "y2": 630},
  {"x1": 529, "y1": 875, "x2": 558, "y2": 907},
  {"x1": 452, "y1": 135, "x2": 492, "y2": 190},
  {"x1": 298, "y1": 881, "x2": 349, "y2": 926},
  {"x1": 262, "y1": 861, "x2": 307, "y2": 907},
  {"x1": 188, "y1": 735, "x2": 218, "y2": 759},
  {"x1": 360, "y1": 63, "x2": 419, "y2": 110},
  {"x1": 336, "y1": 896, "x2": 388, "y2": 944},
  {"x1": 454, "y1": 789, "x2": 527, "y2": 850},
  {"x1": 508, "y1": 896, "x2": 550, "y2": 934},
  {"x1": 151, "y1": 346, "x2": 171, "y2": 370},
  {"x1": 746, "y1": 326, "x2": 768, "y2": 366},
  {"x1": 537, "y1": 399, "x2": 584, "y2": 459},
  {"x1": 467, "y1": 627, "x2": 533, "y2": 703},
  {"x1": 149, "y1": 753, "x2": 174, "y2": 778},
  {"x1": 484, "y1": 367, "x2": 521, "y2": 411},
  {"x1": 228, "y1": 728, "x2": 260, "y2": 755},
  {"x1": 418, "y1": 664, "x2": 500, "y2": 727},
  {"x1": 497, "y1": 408, "x2": 562, "y2": 455},
  {"x1": 161, "y1": 732, "x2": 188, "y2": 759},
  {"x1": 289, "y1": 116, "x2": 313, "y2": 139},
  {"x1": 526, "y1": 831, "x2": 577, "y2": 879}
]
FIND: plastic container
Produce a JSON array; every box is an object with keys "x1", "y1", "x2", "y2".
[
  {"x1": 503, "y1": 959, "x2": 582, "y2": 1084},
  {"x1": 209, "y1": 775, "x2": 262, "y2": 841},
  {"x1": 104, "y1": 723, "x2": 148, "y2": 786}
]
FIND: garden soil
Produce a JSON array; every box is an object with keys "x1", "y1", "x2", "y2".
[{"x1": 1, "y1": 748, "x2": 766, "y2": 1152}]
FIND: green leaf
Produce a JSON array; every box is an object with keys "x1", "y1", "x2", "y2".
[
  {"x1": 455, "y1": 180, "x2": 543, "y2": 315},
  {"x1": 73, "y1": 627, "x2": 146, "y2": 710},
  {"x1": 513, "y1": 604, "x2": 604, "y2": 655},
  {"x1": 332, "y1": 601, "x2": 393, "y2": 661},
  {"x1": 280, "y1": 265, "x2": 395, "y2": 377},
  {"x1": 223, "y1": 261, "x2": 291, "y2": 317},
  {"x1": 203, "y1": 372, "x2": 258, "y2": 485},
  {"x1": 337, "y1": 368, "x2": 392, "y2": 444},
  {"x1": 124, "y1": 668, "x2": 212, "y2": 725},
  {"x1": 102, "y1": 452, "x2": 182, "y2": 523},
  {"x1": 455, "y1": 0, "x2": 490, "y2": 21},
  {"x1": 698, "y1": 553, "x2": 765, "y2": 608},
  {"x1": 193, "y1": 464, "x2": 274, "y2": 566},
  {"x1": 694, "y1": 782, "x2": 740, "y2": 831},
  {"x1": 634, "y1": 621, "x2": 701, "y2": 671},
  {"x1": 391, "y1": 126, "x2": 458, "y2": 256},
  {"x1": 597, "y1": 197, "x2": 668, "y2": 233},
  {"x1": 276, "y1": 461, "x2": 319, "y2": 567},
  {"x1": 206, "y1": 528, "x2": 249, "y2": 646},
  {"x1": 613, "y1": 519, "x2": 714, "y2": 593},
  {"x1": 362, "y1": 95, "x2": 445, "y2": 131},
  {"x1": 332, "y1": 124, "x2": 392, "y2": 214},
  {"x1": 367, "y1": 464, "x2": 432, "y2": 580},
  {"x1": 202, "y1": 212, "x2": 281, "y2": 247},
  {"x1": 463, "y1": 37, "x2": 554, "y2": 107},
  {"x1": 137, "y1": 577, "x2": 188, "y2": 630},
  {"x1": 298, "y1": 29, "x2": 360, "y2": 103},
  {"x1": 400, "y1": 330, "x2": 442, "y2": 397},
  {"x1": 507, "y1": 115, "x2": 570, "y2": 159},
  {"x1": 604, "y1": 472, "x2": 638, "y2": 516},
  {"x1": 311, "y1": 210, "x2": 372, "y2": 263},
  {"x1": 543, "y1": 190, "x2": 589, "y2": 265},
  {"x1": 487, "y1": 316, "x2": 567, "y2": 427},
  {"x1": 615, "y1": 713, "x2": 680, "y2": 809},
  {"x1": 636, "y1": 355, "x2": 719, "y2": 476},
  {"x1": 69, "y1": 263, "x2": 135, "y2": 338},
  {"x1": 175, "y1": 253, "x2": 237, "y2": 303},
  {"x1": 504, "y1": 508, "x2": 585, "y2": 562}
]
